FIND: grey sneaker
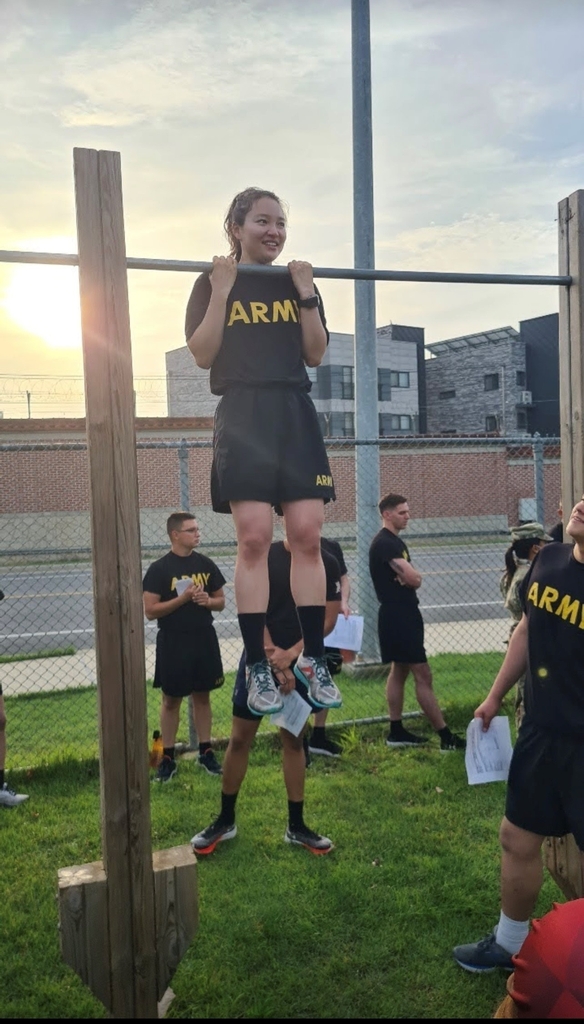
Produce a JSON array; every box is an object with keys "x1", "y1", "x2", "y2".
[
  {"x1": 0, "y1": 784, "x2": 28, "y2": 807},
  {"x1": 191, "y1": 816, "x2": 237, "y2": 855},
  {"x1": 284, "y1": 825, "x2": 334, "y2": 855},
  {"x1": 246, "y1": 660, "x2": 284, "y2": 716},
  {"x1": 453, "y1": 930, "x2": 515, "y2": 973},
  {"x1": 294, "y1": 654, "x2": 342, "y2": 709}
]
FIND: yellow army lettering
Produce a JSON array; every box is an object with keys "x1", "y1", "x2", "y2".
[
  {"x1": 172, "y1": 573, "x2": 211, "y2": 592},
  {"x1": 315, "y1": 474, "x2": 333, "y2": 487},
  {"x1": 227, "y1": 299, "x2": 299, "y2": 327},
  {"x1": 527, "y1": 581, "x2": 584, "y2": 629}
]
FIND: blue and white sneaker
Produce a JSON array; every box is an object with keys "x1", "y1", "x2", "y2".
[
  {"x1": 246, "y1": 659, "x2": 284, "y2": 716},
  {"x1": 294, "y1": 654, "x2": 342, "y2": 709},
  {"x1": 453, "y1": 931, "x2": 515, "y2": 973}
]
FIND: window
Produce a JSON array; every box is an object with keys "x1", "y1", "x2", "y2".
[
  {"x1": 322, "y1": 412, "x2": 354, "y2": 437},
  {"x1": 379, "y1": 413, "x2": 413, "y2": 435},
  {"x1": 484, "y1": 373, "x2": 499, "y2": 392},
  {"x1": 341, "y1": 365, "x2": 354, "y2": 400},
  {"x1": 378, "y1": 368, "x2": 392, "y2": 401},
  {"x1": 516, "y1": 408, "x2": 528, "y2": 431},
  {"x1": 390, "y1": 371, "x2": 410, "y2": 388},
  {"x1": 516, "y1": 370, "x2": 526, "y2": 388},
  {"x1": 439, "y1": 389, "x2": 456, "y2": 400},
  {"x1": 485, "y1": 415, "x2": 498, "y2": 432}
]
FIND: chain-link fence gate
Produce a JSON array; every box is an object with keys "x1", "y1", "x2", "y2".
[{"x1": 0, "y1": 433, "x2": 560, "y2": 768}]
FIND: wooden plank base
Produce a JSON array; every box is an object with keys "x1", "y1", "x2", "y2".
[
  {"x1": 544, "y1": 834, "x2": 584, "y2": 901},
  {"x1": 58, "y1": 846, "x2": 197, "y2": 1016}
]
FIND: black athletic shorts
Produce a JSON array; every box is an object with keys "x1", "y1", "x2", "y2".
[
  {"x1": 153, "y1": 628, "x2": 224, "y2": 698},
  {"x1": 211, "y1": 384, "x2": 335, "y2": 514},
  {"x1": 505, "y1": 718, "x2": 584, "y2": 850},
  {"x1": 377, "y1": 604, "x2": 427, "y2": 664},
  {"x1": 231, "y1": 650, "x2": 317, "y2": 721}
]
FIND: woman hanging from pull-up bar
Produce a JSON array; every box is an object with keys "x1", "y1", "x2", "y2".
[{"x1": 184, "y1": 188, "x2": 342, "y2": 718}]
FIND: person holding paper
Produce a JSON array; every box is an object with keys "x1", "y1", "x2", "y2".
[
  {"x1": 143, "y1": 513, "x2": 226, "y2": 782},
  {"x1": 453, "y1": 496, "x2": 584, "y2": 973},
  {"x1": 190, "y1": 538, "x2": 341, "y2": 856},
  {"x1": 369, "y1": 493, "x2": 465, "y2": 751}
]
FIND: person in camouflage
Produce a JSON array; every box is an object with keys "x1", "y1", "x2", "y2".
[{"x1": 500, "y1": 523, "x2": 550, "y2": 727}]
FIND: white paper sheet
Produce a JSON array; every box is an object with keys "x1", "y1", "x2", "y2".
[
  {"x1": 270, "y1": 690, "x2": 312, "y2": 737},
  {"x1": 175, "y1": 578, "x2": 193, "y2": 596},
  {"x1": 324, "y1": 614, "x2": 364, "y2": 652},
  {"x1": 465, "y1": 716, "x2": 513, "y2": 785}
]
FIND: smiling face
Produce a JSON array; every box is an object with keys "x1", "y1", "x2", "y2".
[
  {"x1": 233, "y1": 197, "x2": 287, "y2": 265},
  {"x1": 566, "y1": 498, "x2": 584, "y2": 543}
]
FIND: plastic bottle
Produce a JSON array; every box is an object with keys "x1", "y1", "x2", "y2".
[{"x1": 149, "y1": 729, "x2": 163, "y2": 768}]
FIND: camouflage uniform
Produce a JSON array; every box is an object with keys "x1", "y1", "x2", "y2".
[{"x1": 500, "y1": 561, "x2": 531, "y2": 728}]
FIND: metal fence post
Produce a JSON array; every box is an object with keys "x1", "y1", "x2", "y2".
[
  {"x1": 178, "y1": 438, "x2": 190, "y2": 510},
  {"x1": 532, "y1": 432, "x2": 545, "y2": 526},
  {"x1": 352, "y1": 0, "x2": 380, "y2": 662}
]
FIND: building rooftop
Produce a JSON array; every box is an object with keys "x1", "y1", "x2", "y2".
[{"x1": 427, "y1": 326, "x2": 520, "y2": 356}]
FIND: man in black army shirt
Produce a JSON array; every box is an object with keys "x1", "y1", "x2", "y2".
[
  {"x1": 454, "y1": 495, "x2": 584, "y2": 972},
  {"x1": 190, "y1": 536, "x2": 341, "y2": 856},
  {"x1": 369, "y1": 493, "x2": 465, "y2": 751}
]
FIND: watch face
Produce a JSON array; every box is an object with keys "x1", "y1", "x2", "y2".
[{"x1": 300, "y1": 294, "x2": 319, "y2": 308}]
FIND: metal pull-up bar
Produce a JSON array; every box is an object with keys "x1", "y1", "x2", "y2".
[{"x1": 0, "y1": 247, "x2": 571, "y2": 286}]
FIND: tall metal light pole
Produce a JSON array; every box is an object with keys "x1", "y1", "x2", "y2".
[{"x1": 352, "y1": 0, "x2": 380, "y2": 660}]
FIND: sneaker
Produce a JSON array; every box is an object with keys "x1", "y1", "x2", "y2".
[
  {"x1": 308, "y1": 736, "x2": 342, "y2": 758},
  {"x1": 440, "y1": 732, "x2": 467, "y2": 752},
  {"x1": 386, "y1": 729, "x2": 427, "y2": 748},
  {"x1": 154, "y1": 756, "x2": 177, "y2": 783},
  {"x1": 246, "y1": 660, "x2": 284, "y2": 716},
  {"x1": 453, "y1": 931, "x2": 514, "y2": 973},
  {"x1": 284, "y1": 824, "x2": 334, "y2": 855},
  {"x1": 294, "y1": 654, "x2": 342, "y2": 709},
  {"x1": 198, "y1": 748, "x2": 222, "y2": 776},
  {"x1": 191, "y1": 816, "x2": 237, "y2": 855},
  {"x1": 0, "y1": 783, "x2": 28, "y2": 807}
]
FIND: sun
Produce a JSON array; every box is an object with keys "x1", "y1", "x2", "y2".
[{"x1": 4, "y1": 236, "x2": 82, "y2": 350}]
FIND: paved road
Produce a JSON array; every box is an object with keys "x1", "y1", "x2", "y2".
[{"x1": 0, "y1": 542, "x2": 510, "y2": 656}]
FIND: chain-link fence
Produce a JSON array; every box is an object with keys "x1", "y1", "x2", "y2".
[{"x1": 0, "y1": 434, "x2": 561, "y2": 768}]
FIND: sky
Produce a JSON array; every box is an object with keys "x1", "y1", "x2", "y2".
[{"x1": 2, "y1": 0, "x2": 584, "y2": 416}]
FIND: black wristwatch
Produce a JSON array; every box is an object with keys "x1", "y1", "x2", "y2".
[{"x1": 297, "y1": 293, "x2": 319, "y2": 309}]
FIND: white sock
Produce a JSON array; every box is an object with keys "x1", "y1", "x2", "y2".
[{"x1": 495, "y1": 910, "x2": 529, "y2": 954}]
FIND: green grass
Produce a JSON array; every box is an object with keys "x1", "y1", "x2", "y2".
[
  {"x1": 0, "y1": 701, "x2": 562, "y2": 1019},
  {"x1": 0, "y1": 646, "x2": 75, "y2": 665},
  {"x1": 5, "y1": 652, "x2": 506, "y2": 769}
]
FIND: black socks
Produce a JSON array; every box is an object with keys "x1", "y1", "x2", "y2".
[
  {"x1": 238, "y1": 612, "x2": 267, "y2": 665},
  {"x1": 296, "y1": 605, "x2": 325, "y2": 658}
]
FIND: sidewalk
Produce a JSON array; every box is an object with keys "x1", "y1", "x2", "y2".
[{"x1": 1, "y1": 619, "x2": 510, "y2": 698}]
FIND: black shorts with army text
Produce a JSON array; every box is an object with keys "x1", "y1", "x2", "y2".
[
  {"x1": 505, "y1": 718, "x2": 584, "y2": 850},
  {"x1": 153, "y1": 628, "x2": 224, "y2": 698},
  {"x1": 211, "y1": 384, "x2": 335, "y2": 514}
]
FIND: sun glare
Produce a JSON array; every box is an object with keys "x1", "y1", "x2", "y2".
[{"x1": 4, "y1": 237, "x2": 82, "y2": 350}]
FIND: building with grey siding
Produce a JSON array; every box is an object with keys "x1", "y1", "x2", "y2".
[
  {"x1": 425, "y1": 326, "x2": 530, "y2": 436},
  {"x1": 166, "y1": 322, "x2": 425, "y2": 435}
]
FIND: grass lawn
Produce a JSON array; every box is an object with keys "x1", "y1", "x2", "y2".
[
  {"x1": 0, "y1": 697, "x2": 563, "y2": 1019},
  {"x1": 6, "y1": 651, "x2": 505, "y2": 768}
]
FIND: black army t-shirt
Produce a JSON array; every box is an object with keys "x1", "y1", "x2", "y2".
[
  {"x1": 184, "y1": 270, "x2": 328, "y2": 395},
  {"x1": 320, "y1": 537, "x2": 347, "y2": 577},
  {"x1": 520, "y1": 542, "x2": 584, "y2": 734},
  {"x1": 142, "y1": 551, "x2": 225, "y2": 633},
  {"x1": 266, "y1": 541, "x2": 341, "y2": 651},
  {"x1": 369, "y1": 528, "x2": 419, "y2": 610}
]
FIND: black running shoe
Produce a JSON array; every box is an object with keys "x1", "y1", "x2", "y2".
[
  {"x1": 191, "y1": 816, "x2": 237, "y2": 855},
  {"x1": 198, "y1": 749, "x2": 223, "y2": 775},
  {"x1": 386, "y1": 729, "x2": 427, "y2": 748},
  {"x1": 154, "y1": 755, "x2": 177, "y2": 783},
  {"x1": 284, "y1": 824, "x2": 334, "y2": 855},
  {"x1": 453, "y1": 931, "x2": 514, "y2": 973},
  {"x1": 308, "y1": 736, "x2": 342, "y2": 758},
  {"x1": 440, "y1": 732, "x2": 467, "y2": 752}
]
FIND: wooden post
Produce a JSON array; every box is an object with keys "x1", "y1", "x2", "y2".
[
  {"x1": 543, "y1": 190, "x2": 584, "y2": 901},
  {"x1": 57, "y1": 149, "x2": 197, "y2": 1017}
]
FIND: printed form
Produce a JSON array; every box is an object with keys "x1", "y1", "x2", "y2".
[{"x1": 465, "y1": 717, "x2": 513, "y2": 785}]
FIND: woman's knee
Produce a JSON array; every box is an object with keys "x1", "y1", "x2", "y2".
[{"x1": 237, "y1": 526, "x2": 272, "y2": 563}]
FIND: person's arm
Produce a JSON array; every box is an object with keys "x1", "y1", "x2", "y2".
[
  {"x1": 288, "y1": 261, "x2": 328, "y2": 366},
  {"x1": 187, "y1": 258, "x2": 238, "y2": 369},
  {"x1": 390, "y1": 557, "x2": 422, "y2": 589},
  {"x1": 143, "y1": 586, "x2": 194, "y2": 621},
  {"x1": 340, "y1": 574, "x2": 351, "y2": 617},
  {"x1": 190, "y1": 586, "x2": 225, "y2": 612},
  {"x1": 474, "y1": 614, "x2": 528, "y2": 730}
]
